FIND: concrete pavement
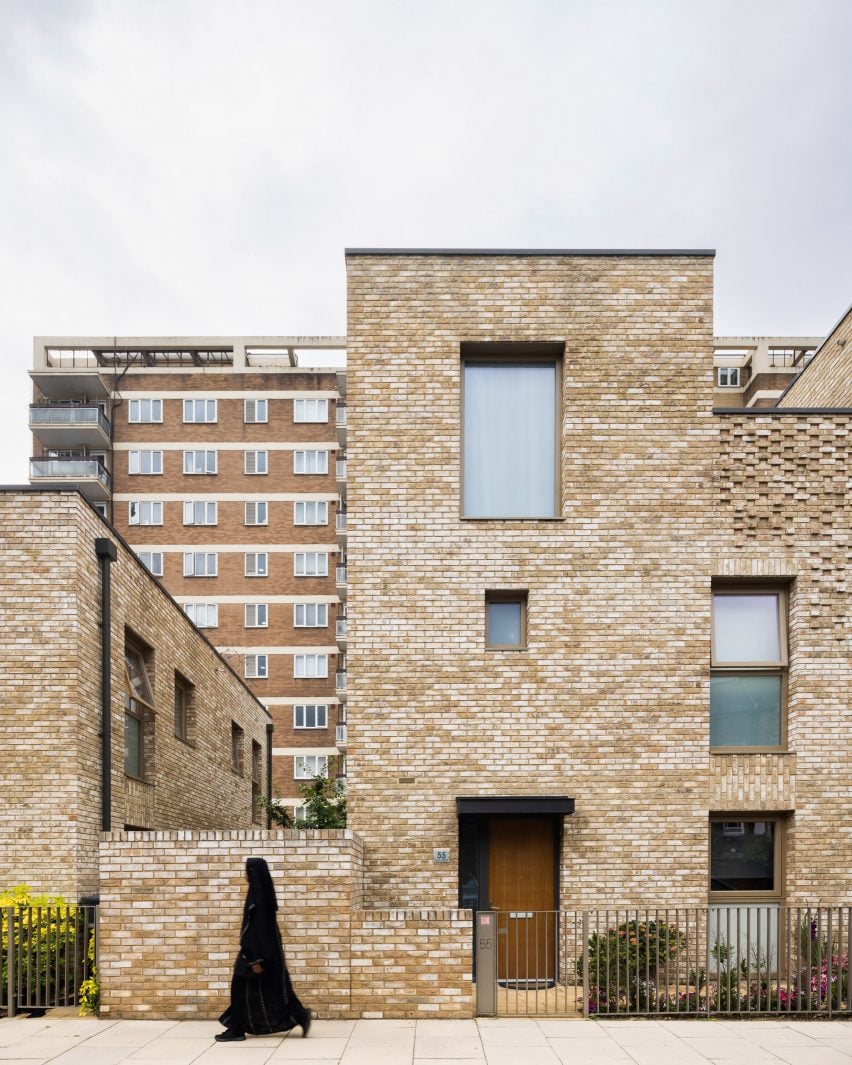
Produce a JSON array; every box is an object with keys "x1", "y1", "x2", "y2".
[{"x1": 2, "y1": 1014, "x2": 852, "y2": 1065}]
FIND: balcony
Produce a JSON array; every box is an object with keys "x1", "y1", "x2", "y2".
[
  {"x1": 29, "y1": 404, "x2": 110, "y2": 448},
  {"x1": 336, "y1": 618, "x2": 347, "y2": 640},
  {"x1": 336, "y1": 511, "x2": 347, "y2": 535},
  {"x1": 29, "y1": 457, "x2": 112, "y2": 502},
  {"x1": 336, "y1": 565, "x2": 347, "y2": 586},
  {"x1": 336, "y1": 724, "x2": 347, "y2": 747},
  {"x1": 336, "y1": 458, "x2": 347, "y2": 481},
  {"x1": 336, "y1": 404, "x2": 347, "y2": 448},
  {"x1": 31, "y1": 351, "x2": 110, "y2": 401},
  {"x1": 335, "y1": 671, "x2": 347, "y2": 693}
]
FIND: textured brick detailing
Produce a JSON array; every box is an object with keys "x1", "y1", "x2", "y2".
[
  {"x1": 0, "y1": 491, "x2": 269, "y2": 898},
  {"x1": 711, "y1": 753, "x2": 796, "y2": 811}
]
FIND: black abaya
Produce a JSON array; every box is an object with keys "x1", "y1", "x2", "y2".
[{"x1": 218, "y1": 857, "x2": 310, "y2": 1037}]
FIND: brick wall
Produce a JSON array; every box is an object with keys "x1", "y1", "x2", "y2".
[
  {"x1": 0, "y1": 491, "x2": 269, "y2": 898},
  {"x1": 714, "y1": 414, "x2": 851, "y2": 903},
  {"x1": 98, "y1": 831, "x2": 474, "y2": 1019},
  {"x1": 345, "y1": 252, "x2": 717, "y2": 909},
  {"x1": 779, "y1": 308, "x2": 852, "y2": 407}
]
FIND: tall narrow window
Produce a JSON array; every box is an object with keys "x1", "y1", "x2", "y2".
[
  {"x1": 251, "y1": 741, "x2": 263, "y2": 823},
  {"x1": 124, "y1": 641, "x2": 154, "y2": 779},
  {"x1": 710, "y1": 587, "x2": 787, "y2": 750},
  {"x1": 174, "y1": 673, "x2": 194, "y2": 743},
  {"x1": 231, "y1": 722, "x2": 245, "y2": 775},
  {"x1": 462, "y1": 350, "x2": 560, "y2": 518}
]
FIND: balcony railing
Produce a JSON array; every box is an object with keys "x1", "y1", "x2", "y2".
[
  {"x1": 335, "y1": 672, "x2": 347, "y2": 692},
  {"x1": 336, "y1": 565, "x2": 347, "y2": 585},
  {"x1": 336, "y1": 724, "x2": 347, "y2": 746},
  {"x1": 29, "y1": 404, "x2": 110, "y2": 435},
  {"x1": 336, "y1": 459, "x2": 347, "y2": 480},
  {"x1": 336, "y1": 512, "x2": 347, "y2": 533},
  {"x1": 336, "y1": 619, "x2": 347, "y2": 638},
  {"x1": 336, "y1": 406, "x2": 347, "y2": 427},
  {"x1": 29, "y1": 458, "x2": 111, "y2": 491}
]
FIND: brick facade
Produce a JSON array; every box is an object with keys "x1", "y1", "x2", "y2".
[
  {"x1": 779, "y1": 307, "x2": 852, "y2": 407},
  {"x1": 0, "y1": 490, "x2": 270, "y2": 898}
]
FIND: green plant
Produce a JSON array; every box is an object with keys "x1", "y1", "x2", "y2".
[
  {"x1": 257, "y1": 795, "x2": 295, "y2": 828},
  {"x1": 78, "y1": 931, "x2": 99, "y2": 1015},
  {"x1": 294, "y1": 775, "x2": 347, "y2": 828},
  {"x1": 580, "y1": 919, "x2": 687, "y2": 1013}
]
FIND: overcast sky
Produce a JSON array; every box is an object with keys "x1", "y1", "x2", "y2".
[{"x1": 1, "y1": 0, "x2": 850, "y2": 483}]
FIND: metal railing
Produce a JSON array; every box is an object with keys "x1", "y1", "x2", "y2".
[
  {"x1": 29, "y1": 458, "x2": 111, "y2": 490},
  {"x1": 336, "y1": 512, "x2": 347, "y2": 533},
  {"x1": 336, "y1": 565, "x2": 347, "y2": 585},
  {"x1": 336, "y1": 459, "x2": 347, "y2": 480},
  {"x1": 2, "y1": 904, "x2": 97, "y2": 1017},
  {"x1": 336, "y1": 618, "x2": 348, "y2": 638},
  {"x1": 476, "y1": 905, "x2": 852, "y2": 1018},
  {"x1": 336, "y1": 671, "x2": 347, "y2": 692},
  {"x1": 29, "y1": 404, "x2": 110, "y2": 436},
  {"x1": 336, "y1": 406, "x2": 347, "y2": 427}
]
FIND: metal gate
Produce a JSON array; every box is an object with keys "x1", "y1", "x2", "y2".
[
  {"x1": 2, "y1": 905, "x2": 98, "y2": 1017},
  {"x1": 476, "y1": 906, "x2": 852, "y2": 1018}
]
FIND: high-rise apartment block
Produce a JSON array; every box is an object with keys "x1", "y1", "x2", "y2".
[{"x1": 29, "y1": 338, "x2": 347, "y2": 813}]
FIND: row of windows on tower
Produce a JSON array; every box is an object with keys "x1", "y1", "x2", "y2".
[
  {"x1": 182, "y1": 602, "x2": 330, "y2": 629},
  {"x1": 128, "y1": 398, "x2": 332, "y2": 424},
  {"x1": 128, "y1": 500, "x2": 334, "y2": 525},
  {"x1": 136, "y1": 550, "x2": 336, "y2": 578},
  {"x1": 128, "y1": 449, "x2": 335, "y2": 475}
]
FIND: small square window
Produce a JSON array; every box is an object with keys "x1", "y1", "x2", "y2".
[
  {"x1": 710, "y1": 818, "x2": 780, "y2": 898},
  {"x1": 136, "y1": 551, "x2": 163, "y2": 577},
  {"x1": 245, "y1": 502, "x2": 268, "y2": 526},
  {"x1": 245, "y1": 450, "x2": 268, "y2": 475},
  {"x1": 245, "y1": 654, "x2": 268, "y2": 679},
  {"x1": 245, "y1": 552, "x2": 268, "y2": 577},
  {"x1": 245, "y1": 603, "x2": 268, "y2": 628},
  {"x1": 485, "y1": 591, "x2": 527, "y2": 649},
  {"x1": 183, "y1": 398, "x2": 217, "y2": 423}
]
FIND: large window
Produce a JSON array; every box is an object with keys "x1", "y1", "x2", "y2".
[
  {"x1": 711, "y1": 588, "x2": 787, "y2": 750},
  {"x1": 294, "y1": 398, "x2": 328, "y2": 423},
  {"x1": 294, "y1": 449, "x2": 328, "y2": 475},
  {"x1": 295, "y1": 754, "x2": 328, "y2": 779},
  {"x1": 183, "y1": 602, "x2": 218, "y2": 628},
  {"x1": 129, "y1": 450, "x2": 163, "y2": 475},
  {"x1": 294, "y1": 551, "x2": 328, "y2": 577},
  {"x1": 128, "y1": 500, "x2": 163, "y2": 526},
  {"x1": 294, "y1": 704, "x2": 328, "y2": 729},
  {"x1": 462, "y1": 351, "x2": 560, "y2": 518},
  {"x1": 294, "y1": 603, "x2": 328, "y2": 628},
  {"x1": 128, "y1": 399, "x2": 162, "y2": 424},
  {"x1": 710, "y1": 819, "x2": 781, "y2": 900},
  {"x1": 183, "y1": 551, "x2": 218, "y2": 577},
  {"x1": 183, "y1": 501, "x2": 217, "y2": 525},
  {"x1": 294, "y1": 653, "x2": 328, "y2": 678},
  {"x1": 294, "y1": 500, "x2": 328, "y2": 526},
  {"x1": 124, "y1": 642, "x2": 154, "y2": 779}
]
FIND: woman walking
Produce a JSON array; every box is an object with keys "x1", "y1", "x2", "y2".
[{"x1": 216, "y1": 857, "x2": 311, "y2": 1041}]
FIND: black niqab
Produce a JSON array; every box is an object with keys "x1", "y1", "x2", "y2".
[{"x1": 219, "y1": 857, "x2": 310, "y2": 1036}]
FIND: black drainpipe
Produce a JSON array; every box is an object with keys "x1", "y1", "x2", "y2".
[
  {"x1": 95, "y1": 538, "x2": 117, "y2": 832},
  {"x1": 266, "y1": 722, "x2": 274, "y2": 829}
]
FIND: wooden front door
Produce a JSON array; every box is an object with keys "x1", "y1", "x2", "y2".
[{"x1": 488, "y1": 818, "x2": 557, "y2": 983}]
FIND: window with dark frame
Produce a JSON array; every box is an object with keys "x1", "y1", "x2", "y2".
[
  {"x1": 231, "y1": 722, "x2": 245, "y2": 775},
  {"x1": 461, "y1": 344, "x2": 562, "y2": 519},
  {"x1": 710, "y1": 586, "x2": 788, "y2": 750},
  {"x1": 174, "y1": 673, "x2": 194, "y2": 744},
  {"x1": 251, "y1": 741, "x2": 263, "y2": 823},
  {"x1": 124, "y1": 640, "x2": 154, "y2": 779},
  {"x1": 709, "y1": 818, "x2": 782, "y2": 900},
  {"x1": 485, "y1": 591, "x2": 528, "y2": 649}
]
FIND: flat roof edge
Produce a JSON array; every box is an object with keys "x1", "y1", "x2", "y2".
[
  {"x1": 345, "y1": 247, "x2": 716, "y2": 258},
  {"x1": 714, "y1": 407, "x2": 852, "y2": 416}
]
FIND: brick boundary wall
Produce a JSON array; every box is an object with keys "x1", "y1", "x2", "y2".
[{"x1": 99, "y1": 831, "x2": 474, "y2": 1019}]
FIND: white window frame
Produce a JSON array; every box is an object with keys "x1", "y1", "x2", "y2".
[
  {"x1": 183, "y1": 450, "x2": 218, "y2": 475},
  {"x1": 183, "y1": 398, "x2": 217, "y2": 423},
  {"x1": 294, "y1": 449, "x2": 329, "y2": 475},
  {"x1": 294, "y1": 398, "x2": 328, "y2": 423},
  {"x1": 136, "y1": 550, "x2": 164, "y2": 576},
  {"x1": 128, "y1": 398, "x2": 162, "y2": 424},
  {"x1": 294, "y1": 754, "x2": 328, "y2": 779},
  {"x1": 294, "y1": 500, "x2": 328, "y2": 526},
  {"x1": 245, "y1": 501, "x2": 268, "y2": 526},
  {"x1": 717, "y1": 367, "x2": 741, "y2": 387},
  {"x1": 128, "y1": 500, "x2": 163, "y2": 526},
  {"x1": 294, "y1": 653, "x2": 328, "y2": 679},
  {"x1": 244, "y1": 603, "x2": 269, "y2": 628},
  {"x1": 294, "y1": 551, "x2": 328, "y2": 577},
  {"x1": 244, "y1": 399, "x2": 268, "y2": 424},
  {"x1": 183, "y1": 602, "x2": 218, "y2": 628},
  {"x1": 294, "y1": 704, "x2": 328, "y2": 729},
  {"x1": 183, "y1": 551, "x2": 218, "y2": 577},
  {"x1": 245, "y1": 654, "x2": 268, "y2": 680},
  {"x1": 294, "y1": 602, "x2": 328, "y2": 628},
  {"x1": 245, "y1": 552, "x2": 268, "y2": 577},
  {"x1": 245, "y1": 450, "x2": 268, "y2": 475},
  {"x1": 128, "y1": 450, "x2": 163, "y2": 475},
  {"x1": 183, "y1": 500, "x2": 218, "y2": 526}
]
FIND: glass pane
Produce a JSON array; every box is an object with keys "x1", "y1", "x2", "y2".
[
  {"x1": 488, "y1": 601, "x2": 522, "y2": 645},
  {"x1": 714, "y1": 595, "x2": 781, "y2": 662},
  {"x1": 463, "y1": 363, "x2": 557, "y2": 518},
  {"x1": 124, "y1": 712, "x2": 141, "y2": 776},
  {"x1": 124, "y1": 648, "x2": 153, "y2": 703},
  {"x1": 711, "y1": 821, "x2": 775, "y2": 891},
  {"x1": 710, "y1": 674, "x2": 781, "y2": 747}
]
